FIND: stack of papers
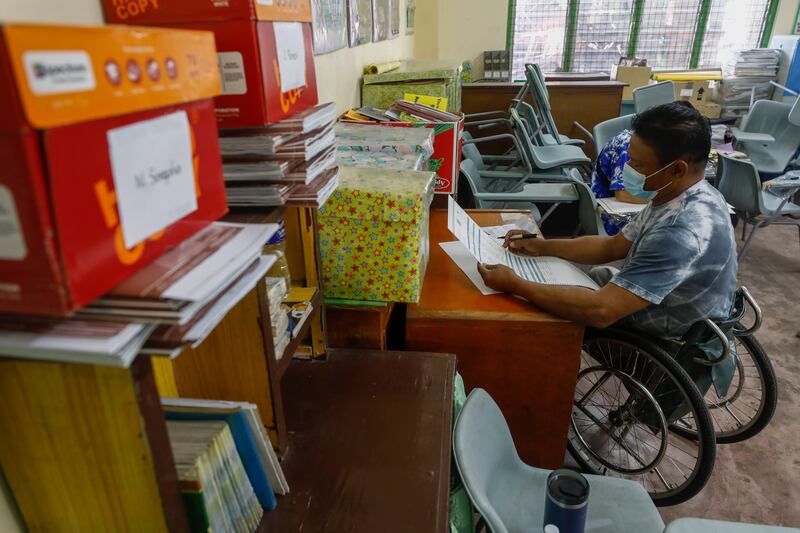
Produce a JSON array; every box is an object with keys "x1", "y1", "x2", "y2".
[
  {"x1": 443, "y1": 197, "x2": 599, "y2": 295},
  {"x1": 286, "y1": 166, "x2": 340, "y2": 208},
  {"x1": 597, "y1": 198, "x2": 647, "y2": 216},
  {"x1": 335, "y1": 122, "x2": 435, "y2": 157},
  {"x1": 723, "y1": 49, "x2": 781, "y2": 77},
  {"x1": 721, "y1": 49, "x2": 781, "y2": 117},
  {"x1": 220, "y1": 103, "x2": 338, "y2": 206},
  {"x1": 0, "y1": 319, "x2": 155, "y2": 367},
  {"x1": 386, "y1": 99, "x2": 462, "y2": 123}
]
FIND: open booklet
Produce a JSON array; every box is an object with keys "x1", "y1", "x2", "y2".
[{"x1": 446, "y1": 197, "x2": 599, "y2": 291}]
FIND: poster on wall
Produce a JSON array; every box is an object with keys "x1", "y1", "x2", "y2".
[
  {"x1": 390, "y1": 0, "x2": 400, "y2": 39},
  {"x1": 348, "y1": 0, "x2": 374, "y2": 47},
  {"x1": 372, "y1": 0, "x2": 390, "y2": 42},
  {"x1": 312, "y1": 0, "x2": 348, "y2": 54},
  {"x1": 405, "y1": 0, "x2": 416, "y2": 35}
]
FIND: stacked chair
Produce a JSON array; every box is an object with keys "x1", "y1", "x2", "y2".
[{"x1": 460, "y1": 63, "x2": 590, "y2": 224}]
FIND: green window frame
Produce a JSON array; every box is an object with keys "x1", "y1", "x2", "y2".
[{"x1": 507, "y1": 0, "x2": 782, "y2": 76}]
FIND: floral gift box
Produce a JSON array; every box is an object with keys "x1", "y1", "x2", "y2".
[{"x1": 317, "y1": 165, "x2": 435, "y2": 303}]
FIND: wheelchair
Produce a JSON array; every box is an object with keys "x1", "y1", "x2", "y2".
[{"x1": 566, "y1": 287, "x2": 777, "y2": 507}]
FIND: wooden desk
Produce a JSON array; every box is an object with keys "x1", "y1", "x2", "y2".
[
  {"x1": 326, "y1": 302, "x2": 395, "y2": 350},
  {"x1": 462, "y1": 81, "x2": 626, "y2": 159},
  {"x1": 406, "y1": 209, "x2": 584, "y2": 468},
  {"x1": 261, "y1": 349, "x2": 455, "y2": 533}
]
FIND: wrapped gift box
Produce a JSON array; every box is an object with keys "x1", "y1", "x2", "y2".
[
  {"x1": 335, "y1": 122, "x2": 435, "y2": 156},
  {"x1": 361, "y1": 60, "x2": 463, "y2": 113},
  {"x1": 317, "y1": 166, "x2": 435, "y2": 303},
  {"x1": 0, "y1": 24, "x2": 226, "y2": 315}
]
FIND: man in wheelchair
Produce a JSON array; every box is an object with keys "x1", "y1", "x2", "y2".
[{"x1": 478, "y1": 101, "x2": 736, "y2": 345}]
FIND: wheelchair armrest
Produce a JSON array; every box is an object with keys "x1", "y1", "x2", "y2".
[
  {"x1": 732, "y1": 286, "x2": 763, "y2": 336},
  {"x1": 692, "y1": 319, "x2": 731, "y2": 366}
]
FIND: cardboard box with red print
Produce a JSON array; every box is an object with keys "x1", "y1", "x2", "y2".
[
  {"x1": 102, "y1": 0, "x2": 312, "y2": 25},
  {"x1": 0, "y1": 24, "x2": 227, "y2": 316}
]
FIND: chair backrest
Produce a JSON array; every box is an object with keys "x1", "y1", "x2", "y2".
[
  {"x1": 525, "y1": 64, "x2": 563, "y2": 144},
  {"x1": 509, "y1": 108, "x2": 541, "y2": 167},
  {"x1": 515, "y1": 100, "x2": 548, "y2": 145},
  {"x1": 739, "y1": 99, "x2": 800, "y2": 171},
  {"x1": 453, "y1": 388, "x2": 520, "y2": 533},
  {"x1": 633, "y1": 81, "x2": 675, "y2": 114},
  {"x1": 716, "y1": 154, "x2": 763, "y2": 214},
  {"x1": 569, "y1": 170, "x2": 606, "y2": 236},
  {"x1": 461, "y1": 141, "x2": 487, "y2": 171},
  {"x1": 593, "y1": 114, "x2": 634, "y2": 153},
  {"x1": 789, "y1": 95, "x2": 800, "y2": 126}
]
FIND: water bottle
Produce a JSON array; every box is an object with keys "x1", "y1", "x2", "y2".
[{"x1": 542, "y1": 469, "x2": 590, "y2": 533}]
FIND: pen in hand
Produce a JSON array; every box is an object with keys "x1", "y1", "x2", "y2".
[{"x1": 499, "y1": 233, "x2": 537, "y2": 240}]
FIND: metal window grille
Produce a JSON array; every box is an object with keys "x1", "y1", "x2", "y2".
[
  {"x1": 697, "y1": 0, "x2": 771, "y2": 68},
  {"x1": 572, "y1": 0, "x2": 635, "y2": 72},
  {"x1": 511, "y1": 0, "x2": 569, "y2": 80},
  {"x1": 636, "y1": 0, "x2": 701, "y2": 69}
]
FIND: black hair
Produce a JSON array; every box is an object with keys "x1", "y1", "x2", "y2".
[{"x1": 631, "y1": 101, "x2": 711, "y2": 169}]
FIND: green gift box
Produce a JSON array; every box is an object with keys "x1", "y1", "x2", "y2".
[
  {"x1": 318, "y1": 166, "x2": 435, "y2": 303},
  {"x1": 361, "y1": 60, "x2": 463, "y2": 113}
]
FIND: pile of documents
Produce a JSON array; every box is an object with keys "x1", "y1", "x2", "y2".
[
  {"x1": 0, "y1": 222, "x2": 279, "y2": 365},
  {"x1": 219, "y1": 102, "x2": 339, "y2": 207},
  {"x1": 343, "y1": 100, "x2": 461, "y2": 123},
  {"x1": 266, "y1": 277, "x2": 290, "y2": 360},
  {"x1": 721, "y1": 48, "x2": 781, "y2": 118}
]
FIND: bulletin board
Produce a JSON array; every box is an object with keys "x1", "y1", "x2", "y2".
[
  {"x1": 372, "y1": 0, "x2": 390, "y2": 42},
  {"x1": 312, "y1": 0, "x2": 348, "y2": 54},
  {"x1": 348, "y1": 0, "x2": 374, "y2": 46}
]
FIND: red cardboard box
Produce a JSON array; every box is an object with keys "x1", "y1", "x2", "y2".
[
  {"x1": 339, "y1": 117, "x2": 464, "y2": 195},
  {"x1": 0, "y1": 24, "x2": 227, "y2": 316},
  {"x1": 102, "y1": 0, "x2": 312, "y2": 24},
  {"x1": 171, "y1": 21, "x2": 318, "y2": 128}
]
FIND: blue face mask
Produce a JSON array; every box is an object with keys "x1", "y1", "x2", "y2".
[{"x1": 622, "y1": 162, "x2": 675, "y2": 200}]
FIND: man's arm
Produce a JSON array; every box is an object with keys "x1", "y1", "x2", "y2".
[
  {"x1": 477, "y1": 264, "x2": 650, "y2": 328},
  {"x1": 506, "y1": 231, "x2": 633, "y2": 265}
]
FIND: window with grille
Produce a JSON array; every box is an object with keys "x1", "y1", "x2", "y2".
[{"x1": 509, "y1": 0, "x2": 777, "y2": 77}]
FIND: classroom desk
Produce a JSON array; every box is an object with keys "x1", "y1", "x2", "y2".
[
  {"x1": 261, "y1": 349, "x2": 455, "y2": 533},
  {"x1": 462, "y1": 80, "x2": 627, "y2": 159},
  {"x1": 405, "y1": 209, "x2": 584, "y2": 468}
]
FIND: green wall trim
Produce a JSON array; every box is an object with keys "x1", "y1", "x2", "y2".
[
  {"x1": 506, "y1": 0, "x2": 515, "y2": 52},
  {"x1": 562, "y1": 0, "x2": 580, "y2": 71},
  {"x1": 689, "y1": 0, "x2": 713, "y2": 68},
  {"x1": 627, "y1": 0, "x2": 646, "y2": 57},
  {"x1": 760, "y1": 0, "x2": 782, "y2": 46}
]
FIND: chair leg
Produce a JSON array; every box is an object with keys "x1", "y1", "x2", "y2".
[
  {"x1": 741, "y1": 218, "x2": 748, "y2": 241},
  {"x1": 738, "y1": 222, "x2": 762, "y2": 261}
]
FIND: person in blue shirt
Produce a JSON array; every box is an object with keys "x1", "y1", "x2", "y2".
[
  {"x1": 477, "y1": 102, "x2": 737, "y2": 341},
  {"x1": 591, "y1": 129, "x2": 648, "y2": 234}
]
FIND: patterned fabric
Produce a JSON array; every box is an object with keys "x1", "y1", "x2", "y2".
[
  {"x1": 591, "y1": 129, "x2": 632, "y2": 235},
  {"x1": 318, "y1": 166, "x2": 435, "y2": 303},
  {"x1": 335, "y1": 123, "x2": 435, "y2": 156},
  {"x1": 335, "y1": 150, "x2": 427, "y2": 171},
  {"x1": 612, "y1": 180, "x2": 738, "y2": 339}
]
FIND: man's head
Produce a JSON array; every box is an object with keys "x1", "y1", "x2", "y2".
[{"x1": 628, "y1": 101, "x2": 711, "y2": 199}]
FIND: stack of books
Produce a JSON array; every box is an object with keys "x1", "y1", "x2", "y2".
[
  {"x1": 266, "y1": 277, "x2": 290, "y2": 360},
  {"x1": 721, "y1": 48, "x2": 781, "y2": 118},
  {"x1": 0, "y1": 222, "x2": 279, "y2": 364},
  {"x1": 219, "y1": 103, "x2": 339, "y2": 207}
]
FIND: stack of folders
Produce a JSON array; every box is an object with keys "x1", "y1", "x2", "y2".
[
  {"x1": 219, "y1": 102, "x2": 339, "y2": 207},
  {"x1": 166, "y1": 420, "x2": 263, "y2": 533},
  {"x1": 266, "y1": 277, "x2": 290, "y2": 360},
  {"x1": 721, "y1": 49, "x2": 781, "y2": 118}
]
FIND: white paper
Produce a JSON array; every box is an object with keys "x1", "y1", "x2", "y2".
[
  {"x1": 217, "y1": 52, "x2": 247, "y2": 95},
  {"x1": 0, "y1": 186, "x2": 27, "y2": 260},
  {"x1": 597, "y1": 198, "x2": 647, "y2": 216},
  {"x1": 440, "y1": 241, "x2": 499, "y2": 295},
  {"x1": 107, "y1": 111, "x2": 197, "y2": 249},
  {"x1": 273, "y1": 22, "x2": 307, "y2": 93}
]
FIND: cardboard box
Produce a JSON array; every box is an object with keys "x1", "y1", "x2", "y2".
[
  {"x1": 0, "y1": 24, "x2": 227, "y2": 315},
  {"x1": 674, "y1": 80, "x2": 714, "y2": 104},
  {"x1": 317, "y1": 166, "x2": 435, "y2": 303},
  {"x1": 102, "y1": 0, "x2": 312, "y2": 24},
  {"x1": 362, "y1": 60, "x2": 463, "y2": 113},
  {"x1": 610, "y1": 65, "x2": 653, "y2": 100},
  {"x1": 339, "y1": 117, "x2": 464, "y2": 195},
  {"x1": 172, "y1": 21, "x2": 318, "y2": 128}
]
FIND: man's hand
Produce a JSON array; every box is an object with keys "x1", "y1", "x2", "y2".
[
  {"x1": 503, "y1": 229, "x2": 547, "y2": 256},
  {"x1": 477, "y1": 263, "x2": 522, "y2": 293}
]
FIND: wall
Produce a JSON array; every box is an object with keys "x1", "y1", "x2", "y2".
[{"x1": 774, "y1": 0, "x2": 800, "y2": 35}]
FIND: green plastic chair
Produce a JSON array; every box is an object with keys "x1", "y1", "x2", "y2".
[
  {"x1": 717, "y1": 154, "x2": 800, "y2": 260},
  {"x1": 453, "y1": 388, "x2": 666, "y2": 533},
  {"x1": 633, "y1": 81, "x2": 675, "y2": 114},
  {"x1": 460, "y1": 159, "x2": 578, "y2": 222},
  {"x1": 731, "y1": 99, "x2": 800, "y2": 175},
  {"x1": 665, "y1": 518, "x2": 800, "y2": 532},
  {"x1": 593, "y1": 114, "x2": 634, "y2": 155},
  {"x1": 525, "y1": 64, "x2": 585, "y2": 147},
  {"x1": 516, "y1": 100, "x2": 584, "y2": 147},
  {"x1": 509, "y1": 108, "x2": 590, "y2": 172},
  {"x1": 568, "y1": 169, "x2": 608, "y2": 236}
]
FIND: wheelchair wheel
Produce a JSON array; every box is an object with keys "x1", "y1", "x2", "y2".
[
  {"x1": 671, "y1": 334, "x2": 777, "y2": 444},
  {"x1": 567, "y1": 328, "x2": 716, "y2": 507}
]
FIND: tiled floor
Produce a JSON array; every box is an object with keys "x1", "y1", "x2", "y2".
[{"x1": 658, "y1": 222, "x2": 800, "y2": 527}]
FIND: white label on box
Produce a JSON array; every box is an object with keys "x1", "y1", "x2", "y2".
[
  {"x1": 680, "y1": 88, "x2": 694, "y2": 97},
  {"x1": 23, "y1": 51, "x2": 96, "y2": 95},
  {"x1": 0, "y1": 186, "x2": 27, "y2": 261},
  {"x1": 217, "y1": 52, "x2": 248, "y2": 95},
  {"x1": 273, "y1": 22, "x2": 306, "y2": 93},
  {"x1": 107, "y1": 111, "x2": 198, "y2": 250},
  {"x1": 256, "y1": 0, "x2": 274, "y2": 4}
]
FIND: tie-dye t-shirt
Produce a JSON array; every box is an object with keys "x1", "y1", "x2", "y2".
[{"x1": 611, "y1": 180, "x2": 738, "y2": 339}]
